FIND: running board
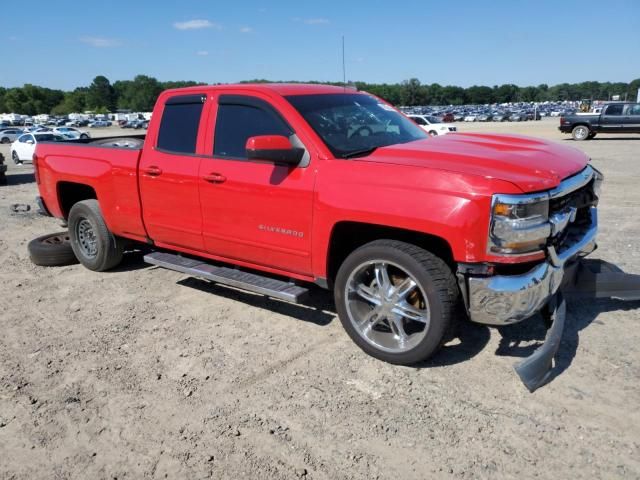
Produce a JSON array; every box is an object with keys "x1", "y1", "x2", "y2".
[{"x1": 144, "y1": 252, "x2": 309, "y2": 303}]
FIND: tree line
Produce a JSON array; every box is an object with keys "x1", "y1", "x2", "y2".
[{"x1": 1, "y1": 75, "x2": 639, "y2": 116}]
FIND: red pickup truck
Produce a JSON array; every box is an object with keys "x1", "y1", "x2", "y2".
[{"x1": 34, "y1": 83, "x2": 604, "y2": 391}]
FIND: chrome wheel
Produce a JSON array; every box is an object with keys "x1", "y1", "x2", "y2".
[
  {"x1": 76, "y1": 218, "x2": 98, "y2": 258},
  {"x1": 345, "y1": 260, "x2": 430, "y2": 353},
  {"x1": 573, "y1": 126, "x2": 589, "y2": 140}
]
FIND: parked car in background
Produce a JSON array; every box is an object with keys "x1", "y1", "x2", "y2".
[
  {"x1": 0, "y1": 128, "x2": 25, "y2": 144},
  {"x1": 440, "y1": 113, "x2": 455, "y2": 122},
  {"x1": 52, "y1": 127, "x2": 91, "y2": 139},
  {"x1": 463, "y1": 114, "x2": 477, "y2": 122},
  {"x1": 0, "y1": 152, "x2": 6, "y2": 185},
  {"x1": 10, "y1": 132, "x2": 65, "y2": 164},
  {"x1": 89, "y1": 120, "x2": 111, "y2": 128},
  {"x1": 408, "y1": 114, "x2": 457, "y2": 136}
]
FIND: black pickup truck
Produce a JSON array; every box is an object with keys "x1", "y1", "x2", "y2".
[{"x1": 559, "y1": 102, "x2": 640, "y2": 140}]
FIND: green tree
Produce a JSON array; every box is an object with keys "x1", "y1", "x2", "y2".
[
  {"x1": 86, "y1": 75, "x2": 115, "y2": 111},
  {"x1": 466, "y1": 85, "x2": 494, "y2": 104}
]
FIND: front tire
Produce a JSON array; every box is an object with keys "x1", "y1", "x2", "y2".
[
  {"x1": 12, "y1": 151, "x2": 22, "y2": 164},
  {"x1": 572, "y1": 125, "x2": 590, "y2": 141},
  {"x1": 428, "y1": 130, "x2": 438, "y2": 137},
  {"x1": 334, "y1": 240, "x2": 458, "y2": 365},
  {"x1": 68, "y1": 199, "x2": 124, "y2": 271}
]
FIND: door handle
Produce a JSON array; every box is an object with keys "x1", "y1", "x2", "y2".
[
  {"x1": 144, "y1": 166, "x2": 163, "y2": 177},
  {"x1": 203, "y1": 173, "x2": 227, "y2": 184}
]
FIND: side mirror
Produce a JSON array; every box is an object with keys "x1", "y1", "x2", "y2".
[{"x1": 245, "y1": 135, "x2": 304, "y2": 166}]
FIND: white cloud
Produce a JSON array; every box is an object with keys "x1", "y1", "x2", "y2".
[
  {"x1": 173, "y1": 19, "x2": 220, "y2": 30},
  {"x1": 196, "y1": 50, "x2": 209, "y2": 56},
  {"x1": 79, "y1": 36, "x2": 122, "y2": 48},
  {"x1": 239, "y1": 26, "x2": 253, "y2": 33},
  {"x1": 303, "y1": 18, "x2": 329, "y2": 25}
]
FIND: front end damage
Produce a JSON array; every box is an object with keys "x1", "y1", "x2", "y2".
[{"x1": 457, "y1": 166, "x2": 640, "y2": 392}]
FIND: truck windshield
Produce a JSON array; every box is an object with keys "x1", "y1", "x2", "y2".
[{"x1": 286, "y1": 93, "x2": 427, "y2": 158}]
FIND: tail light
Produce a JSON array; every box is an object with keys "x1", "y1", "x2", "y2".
[
  {"x1": 559, "y1": 116, "x2": 564, "y2": 124},
  {"x1": 33, "y1": 153, "x2": 40, "y2": 184}
]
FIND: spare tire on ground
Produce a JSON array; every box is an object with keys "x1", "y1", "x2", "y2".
[{"x1": 28, "y1": 232, "x2": 79, "y2": 267}]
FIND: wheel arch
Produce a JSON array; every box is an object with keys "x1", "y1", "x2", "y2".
[
  {"x1": 56, "y1": 181, "x2": 98, "y2": 219},
  {"x1": 325, "y1": 221, "x2": 454, "y2": 288}
]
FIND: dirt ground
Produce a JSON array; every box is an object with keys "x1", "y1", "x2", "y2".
[{"x1": 1, "y1": 119, "x2": 639, "y2": 479}]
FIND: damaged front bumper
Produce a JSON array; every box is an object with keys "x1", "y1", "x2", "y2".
[
  {"x1": 459, "y1": 208, "x2": 599, "y2": 392},
  {"x1": 466, "y1": 208, "x2": 598, "y2": 327}
]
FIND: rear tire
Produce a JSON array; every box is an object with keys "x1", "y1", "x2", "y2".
[
  {"x1": 572, "y1": 125, "x2": 590, "y2": 141},
  {"x1": 28, "y1": 232, "x2": 78, "y2": 267},
  {"x1": 428, "y1": 130, "x2": 438, "y2": 137},
  {"x1": 68, "y1": 199, "x2": 124, "y2": 271},
  {"x1": 1, "y1": 137, "x2": 9, "y2": 144},
  {"x1": 334, "y1": 239, "x2": 459, "y2": 365}
]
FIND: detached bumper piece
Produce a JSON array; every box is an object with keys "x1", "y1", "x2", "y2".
[
  {"x1": 563, "y1": 259, "x2": 640, "y2": 302},
  {"x1": 514, "y1": 294, "x2": 566, "y2": 392}
]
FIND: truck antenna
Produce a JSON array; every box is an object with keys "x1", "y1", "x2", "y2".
[{"x1": 342, "y1": 35, "x2": 346, "y2": 90}]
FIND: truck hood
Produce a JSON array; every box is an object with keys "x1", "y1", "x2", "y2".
[{"x1": 362, "y1": 133, "x2": 590, "y2": 192}]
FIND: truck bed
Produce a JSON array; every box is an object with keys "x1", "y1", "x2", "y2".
[{"x1": 36, "y1": 135, "x2": 148, "y2": 241}]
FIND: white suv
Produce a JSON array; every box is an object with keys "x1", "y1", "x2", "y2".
[{"x1": 408, "y1": 115, "x2": 457, "y2": 136}]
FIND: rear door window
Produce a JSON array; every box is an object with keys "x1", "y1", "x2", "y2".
[
  {"x1": 156, "y1": 94, "x2": 205, "y2": 154},
  {"x1": 604, "y1": 104, "x2": 624, "y2": 116}
]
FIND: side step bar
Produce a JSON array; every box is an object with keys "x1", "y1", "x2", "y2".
[{"x1": 144, "y1": 252, "x2": 309, "y2": 303}]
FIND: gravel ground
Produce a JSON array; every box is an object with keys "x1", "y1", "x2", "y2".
[{"x1": 1, "y1": 120, "x2": 639, "y2": 479}]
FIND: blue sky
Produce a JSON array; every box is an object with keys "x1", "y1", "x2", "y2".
[{"x1": 3, "y1": 0, "x2": 639, "y2": 90}]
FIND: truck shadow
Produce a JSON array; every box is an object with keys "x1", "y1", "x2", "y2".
[
  {"x1": 415, "y1": 320, "x2": 491, "y2": 368},
  {"x1": 495, "y1": 298, "x2": 640, "y2": 384},
  {"x1": 178, "y1": 277, "x2": 492, "y2": 366},
  {"x1": 177, "y1": 277, "x2": 336, "y2": 326},
  {"x1": 4, "y1": 172, "x2": 35, "y2": 185}
]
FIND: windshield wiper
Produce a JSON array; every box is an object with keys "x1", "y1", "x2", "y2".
[{"x1": 341, "y1": 146, "x2": 378, "y2": 159}]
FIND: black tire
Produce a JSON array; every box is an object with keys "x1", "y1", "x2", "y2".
[
  {"x1": 1, "y1": 137, "x2": 10, "y2": 144},
  {"x1": 12, "y1": 151, "x2": 22, "y2": 164},
  {"x1": 0, "y1": 173, "x2": 6, "y2": 186},
  {"x1": 68, "y1": 199, "x2": 124, "y2": 271},
  {"x1": 28, "y1": 232, "x2": 78, "y2": 267},
  {"x1": 80, "y1": 134, "x2": 89, "y2": 139},
  {"x1": 428, "y1": 130, "x2": 438, "y2": 137},
  {"x1": 334, "y1": 239, "x2": 459, "y2": 365},
  {"x1": 572, "y1": 125, "x2": 590, "y2": 141},
  {"x1": 588, "y1": 132, "x2": 597, "y2": 139}
]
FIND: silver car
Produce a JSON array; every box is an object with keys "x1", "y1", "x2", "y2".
[{"x1": 0, "y1": 129, "x2": 24, "y2": 144}]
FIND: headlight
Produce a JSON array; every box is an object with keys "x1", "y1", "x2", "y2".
[
  {"x1": 592, "y1": 167, "x2": 604, "y2": 199},
  {"x1": 489, "y1": 193, "x2": 551, "y2": 255}
]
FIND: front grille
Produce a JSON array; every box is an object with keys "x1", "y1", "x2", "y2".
[
  {"x1": 549, "y1": 179, "x2": 597, "y2": 214},
  {"x1": 549, "y1": 179, "x2": 597, "y2": 251}
]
